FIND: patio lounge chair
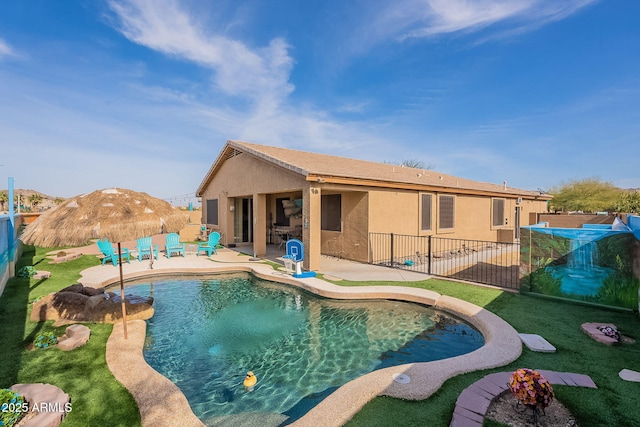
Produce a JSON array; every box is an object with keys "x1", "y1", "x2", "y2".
[
  {"x1": 136, "y1": 236, "x2": 159, "y2": 261},
  {"x1": 96, "y1": 238, "x2": 131, "y2": 266},
  {"x1": 197, "y1": 231, "x2": 220, "y2": 256},
  {"x1": 165, "y1": 233, "x2": 185, "y2": 258}
]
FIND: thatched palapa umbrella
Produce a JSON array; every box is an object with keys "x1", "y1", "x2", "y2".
[
  {"x1": 21, "y1": 188, "x2": 189, "y2": 338},
  {"x1": 21, "y1": 187, "x2": 188, "y2": 247}
]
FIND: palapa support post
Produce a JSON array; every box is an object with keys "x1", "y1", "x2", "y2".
[
  {"x1": 149, "y1": 240, "x2": 154, "y2": 270},
  {"x1": 118, "y1": 242, "x2": 128, "y2": 339}
]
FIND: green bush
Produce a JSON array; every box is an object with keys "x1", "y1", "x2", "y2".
[
  {"x1": 33, "y1": 332, "x2": 58, "y2": 349},
  {"x1": 17, "y1": 266, "x2": 37, "y2": 278},
  {"x1": 0, "y1": 389, "x2": 27, "y2": 426}
]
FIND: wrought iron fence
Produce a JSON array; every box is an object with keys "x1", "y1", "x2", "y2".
[{"x1": 368, "y1": 233, "x2": 520, "y2": 290}]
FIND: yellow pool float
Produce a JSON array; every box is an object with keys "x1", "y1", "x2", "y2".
[{"x1": 243, "y1": 371, "x2": 257, "y2": 391}]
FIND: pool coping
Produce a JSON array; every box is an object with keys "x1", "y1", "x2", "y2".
[{"x1": 93, "y1": 260, "x2": 522, "y2": 427}]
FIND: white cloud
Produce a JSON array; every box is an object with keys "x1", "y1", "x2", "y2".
[
  {"x1": 104, "y1": 0, "x2": 392, "y2": 155},
  {"x1": 357, "y1": 0, "x2": 597, "y2": 47},
  {"x1": 107, "y1": 0, "x2": 294, "y2": 108},
  {"x1": 0, "y1": 38, "x2": 15, "y2": 59},
  {"x1": 411, "y1": 0, "x2": 598, "y2": 38}
]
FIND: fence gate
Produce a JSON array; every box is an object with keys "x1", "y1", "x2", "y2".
[{"x1": 368, "y1": 233, "x2": 521, "y2": 290}]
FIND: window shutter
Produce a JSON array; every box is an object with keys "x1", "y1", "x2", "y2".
[
  {"x1": 492, "y1": 198, "x2": 505, "y2": 227},
  {"x1": 321, "y1": 194, "x2": 341, "y2": 231},
  {"x1": 421, "y1": 194, "x2": 432, "y2": 231},
  {"x1": 206, "y1": 199, "x2": 218, "y2": 225},
  {"x1": 439, "y1": 195, "x2": 455, "y2": 229}
]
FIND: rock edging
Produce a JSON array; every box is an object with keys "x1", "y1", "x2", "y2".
[{"x1": 9, "y1": 383, "x2": 71, "y2": 427}]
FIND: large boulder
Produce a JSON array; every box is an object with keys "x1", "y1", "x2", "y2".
[{"x1": 31, "y1": 284, "x2": 154, "y2": 325}]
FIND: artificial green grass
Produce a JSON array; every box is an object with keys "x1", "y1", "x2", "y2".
[
  {"x1": 339, "y1": 278, "x2": 640, "y2": 427},
  {"x1": 2, "y1": 247, "x2": 639, "y2": 426},
  {"x1": 0, "y1": 245, "x2": 141, "y2": 427}
]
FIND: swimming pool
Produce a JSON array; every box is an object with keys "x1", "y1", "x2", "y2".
[{"x1": 125, "y1": 273, "x2": 483, "y2": 425}]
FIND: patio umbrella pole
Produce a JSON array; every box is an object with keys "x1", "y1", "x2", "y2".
[
  {"x1": 118, "y1": 242, "x2": 128, "y2": 339},
  {"x1": 149, "y1": 240, "x2": 154, "y2": 270}
]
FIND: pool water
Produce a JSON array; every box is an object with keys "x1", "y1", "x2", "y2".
[{"x1": 126, "y1": 273, "x2": 483, "y2": 424}]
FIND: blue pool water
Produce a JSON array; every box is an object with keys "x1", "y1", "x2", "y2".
[{"x1": 125, "y1": 273, "x2": 483, "y2": 425}]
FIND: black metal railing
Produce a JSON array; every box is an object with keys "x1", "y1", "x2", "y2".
[{"x1": 368, "y1": 233, "x2": 520, "y2": 290}]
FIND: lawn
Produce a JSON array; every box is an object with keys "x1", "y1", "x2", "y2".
[
  {"x1": 1, "y1": 245, "x2": 639, "y2": 426},
  {"x1": 341, "y1": 279, "x2": 640, "y2": 427},
  {"x1": 0, "y1": 245, "x2": 141, "y2": 427}
]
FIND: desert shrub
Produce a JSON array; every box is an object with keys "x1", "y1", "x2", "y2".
[
  {"x1": 17, "y1": 266, "x2": 37, "y2": 278},
  {"x1": 33, "y1": 332, "x2": 58, "y2": 349},
  {"x1": 0, "y1": 389, "x2": 27, "y2": 426}
]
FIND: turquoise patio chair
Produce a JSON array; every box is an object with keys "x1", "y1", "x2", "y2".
[
  {"x1": 197, "y1": 231, "x2": 220, "y2": 256},
  {"x1": 136, "y1": 236, "x2": 159, "y2": 261},
  {"x1": 96, "y1": 238, "x2": 131, "y2": 266},
  {"x1": 165, "y1": 233, "x2": 185, "y2": 258}
]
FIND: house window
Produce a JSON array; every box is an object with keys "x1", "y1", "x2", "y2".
[
  {"x1": 421, "y1": 193, "x2": 432, "y2": 231},
  {"x1": 492, "y1": 198, "x2": 505, "y2": 227},
  {"x1": 206, "y1": 199, "x2": 218, "y2": 225},
  {"x1": 321, "y1": 194, "x2": 341, "y2": 231},
  {"x1": 438, "y1": 195, "x2": 455, "y2": 230}
]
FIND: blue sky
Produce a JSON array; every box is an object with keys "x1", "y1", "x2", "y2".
[{"x1": 1, "y1": 0, "x2": 639, "y2": 206}]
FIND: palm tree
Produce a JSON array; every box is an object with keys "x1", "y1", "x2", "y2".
[
  {"x1": 384, "y1": 159, "x2": 434, "y2": 169},
  {"x1": 29, "y1": 193, "x2": 43, "y2": 210},
  {"x1": 0, "y1": 192, "x2": 7, "y2": 212}
]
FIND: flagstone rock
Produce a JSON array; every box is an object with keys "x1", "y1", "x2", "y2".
[
  {"x1": 581, "y1": 322, "x2": 619, "y2": 345},
  {"x1": 9, "y1": 383, "x2": 70, "y2": 427},
  {"x1": 57, "y1": 324, "x2": 91, "y2": 351}
]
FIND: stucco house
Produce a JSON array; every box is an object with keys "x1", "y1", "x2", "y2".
[{"x1": 196, "y1": 140, "x2": 551, "y2": 271}]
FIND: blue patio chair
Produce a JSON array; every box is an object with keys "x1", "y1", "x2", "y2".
[
  {"x1": 136, "y1": 236, "x2": 159, "y2": 261},
  {"x1": 197, "y1": 231, "x2": 220, "y2": 256},
  {"x1": 165, "y1": 233, "x2": 185, "y2": 258},
  {"x1": 96, "y1": 238, "x2": 130, "y2": 266}
]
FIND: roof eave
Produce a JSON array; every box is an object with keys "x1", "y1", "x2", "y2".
[{"x1": 306, "y1": 174, "x2": 552, "y2": 200}]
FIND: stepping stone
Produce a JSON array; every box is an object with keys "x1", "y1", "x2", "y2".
[
  {"x1": 57, "y1": 324, "x2": 91, "y2": 351},
  {"x1": 566, "y1": 373, "x2": 598, "y2": 388},
  {"x1": 10, "y1": 383, "x2": 70, "y2": 427},
  {"x1": 619, "y1": 369, "x2": 640, "y2": 382},
  {"x1": 33, "y1": 271, "x2": 51, "y2": 280},
  {"x1": 581, "y1": 322, "x2": 618, "y2": 345},
  {"x1": 518, "y1": 333, "x2": 556, "y2": 352}
]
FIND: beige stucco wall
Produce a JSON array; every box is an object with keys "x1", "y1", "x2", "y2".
[
  {"x1": 368, "y1": 189, "x2": 547, "y2": 242},
  {"x1": 199, "y1": 153, "x2": 308, "y2": 246},
  {"x1": 368, "y1": 190, "x2": 419, "y2": 235},
  {"x1": 198, "y1": 149, "x2": 548, "y2": 267},
  {"x1": 321, "y1": 191, "x2": 369, "y2": 262}
]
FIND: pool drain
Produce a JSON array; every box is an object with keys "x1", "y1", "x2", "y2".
[{"x1": 392, "y1": 373, "x2": 411, "y2": 384}]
